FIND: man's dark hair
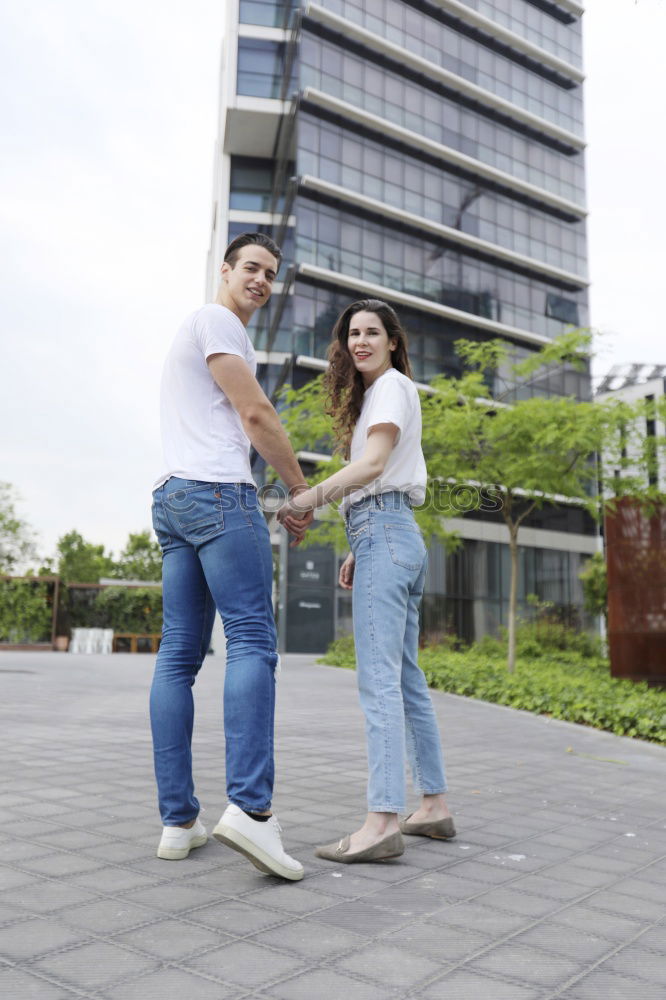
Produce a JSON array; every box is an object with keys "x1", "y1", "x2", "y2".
[{"x1": 224, "y1": 232, "x2": 282, "y2": 269}]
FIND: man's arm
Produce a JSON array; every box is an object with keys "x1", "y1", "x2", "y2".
[{"x1": 207, "y1": 352, "x2": 311, "y2": 508}]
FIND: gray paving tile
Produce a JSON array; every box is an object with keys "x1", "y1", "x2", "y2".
[
  {"x1": 513, "y1": 921, "x2": 617, "y2": 962},
  {"x1": 19, "y1": 852, "x2": 104, "y2": 878},
  {"x1": 0, "y1": 916, "x2": 89, "y2": 960},
  {"x1": 0, "y1": 966, "x2": 73, "y2": 999},
  {"x1": 416, "y1": 969, "x2": 542, "y2": 1000},
  {"x1": 120, "y1": 883, "x2": 220, "y2": 913},
  {"x1": 384, "y1": 919, "x2": 492, "y2": 962},
  {"x1": 317, "y1": 895, "x2": 424, "y2": 935},
  {"x1": 475, "y1": 887, "x2": 563, "y2": 918},
  {"x1": 33, "y1": 829, "x2": 110, "y2": 850},
  {"x1": 1, "y1": 881, "x2": 97, "y2": 915},
  {"x1": 80, "y1": 841, "x2": 153, "y2": 865},
  {"x1": 32, "y1": 940, "x2": 157, "y2": 991},
  {"x1": 602, "y1": 947, "x2": 666, "y2": 984},
  {"x1": 305, "y1": 869, "x2": 388, "y2": 898},
  {"x1": 265, "y1": 968, "x2": 388, "y2": 1000},
  {"x1": 549, "y1": 904, "x2": 650, "y2": 940},
  {"x1": 558, "y1": 969, "x2": 666, "y2": 1000},
  {"x1": 69, "y1": 866, "x2": 158, "y2": 893},
  {"x1": 363, "y1": 881, "x2": 452, "y2": 915},
  {"x1": 183, "y1": 939, "x2": 305, "y2": 988},
  {"x1": 634, "y1": 924, "x2": 666, "y2": 952},
  {"x1": 611, "y1": 877, "x2": 666, "y2": 905},
  {"x1": 60, "y1": 898, "x2": 155, "y2": 934},
  {"x1": 114, "y1": 917, "x2": 228, "y2": 959},
  {"x1": 544, "y1": 861, "x2": 622, "y2": 889},
  {"x1": 188, "y1": 899, "x2": 286, "y2": 936},
  {"x1": 469, "y1": 942, "x2": 585, "y2": 988},
  {"x1": 585, "y1": 890, "x2": 666, "y2": 921},
  {"x1": 335, "y1": 941, "x2": 445, "y2": 989},
  {"x1": 448, "y1": 859, "x2": 525, "y2": 884},
  {"x1": 0, "y1": 842, "x2": 49, "y2": 863},
  {"x1": 249, "y1": 918, "x2": 360, "y2": 960},
  {"x1": 103, "y1": 966, "x2": 238, "y2": 999},
  {"x1": 246, "y1": 884, "x2": 338, "y2": 915},
  {"x1": 0, "y1": 867, "x2": 45, "y2": 891}
]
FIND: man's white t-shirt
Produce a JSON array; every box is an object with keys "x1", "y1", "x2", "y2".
[
  {"x1": 340, "y1": 367, "x2": 427, "y2": 514},
  {"x1": 154, "y1": 304, "x2": 256, "y2": 489}
]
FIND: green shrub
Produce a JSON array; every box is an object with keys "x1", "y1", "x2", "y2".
[
  {"x1": 320, "y1": 631, "x2": 666, "y2": 745},
  {"x1": 321, "y1": 634, "x2": 356, "y2": 669},
  {"x1": 0, "y1": 579, "x2": 52, "y2": 643},
  {"x1": 67, "y1": 586, "x2": 162, "y2": 633},
  {"x1": 476, "y1": 619, "x2": 605, "y2": 661}
]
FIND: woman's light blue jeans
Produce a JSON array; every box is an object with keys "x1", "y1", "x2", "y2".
[
  {"x1": 347, "y1": 492, "x2": 447, "y2": 813},
  {"x1": 150, "y1": 479, "x2": 278, "y2": 826}
]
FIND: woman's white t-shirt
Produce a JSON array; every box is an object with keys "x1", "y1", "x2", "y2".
[
  {"x1": 340, "y1": 367, "x2": 427, "y2": 515},
  {"x1": 154, "y1": 304, "x2": 256, "y2": 489}
]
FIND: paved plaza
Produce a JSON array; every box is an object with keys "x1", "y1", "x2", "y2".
[{"x1": 1, "y1": 650, "x2": 665, "y2": 999}]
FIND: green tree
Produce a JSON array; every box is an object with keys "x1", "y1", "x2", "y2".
[
  {"x1": 0, "y1": 482, "x2": 39, "y2": 574},
  {"x1": 56, "y1": 530, "x2": 115, "y2": 583},
  {"x1": 419, "y1": 331, "x2": 631, "y2": 672},
  {"x1": 113, "y1": 531, "x2": 162, "y2": 581},
  {"x1": 579, "y1": 551, "x2": 608, "y2": 628}
]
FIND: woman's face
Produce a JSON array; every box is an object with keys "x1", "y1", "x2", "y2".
[{"x1": 347, "y1": 311, "x2": 396, "y2": 384}]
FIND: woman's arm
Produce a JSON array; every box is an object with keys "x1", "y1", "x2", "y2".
[{"x1": 277, "y1": 423, "x2": 398, "y2": 518}]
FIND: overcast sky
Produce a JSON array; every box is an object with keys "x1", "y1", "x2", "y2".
[{"x1": 2, "y1": 0, "x2": 665, "y2": 562}]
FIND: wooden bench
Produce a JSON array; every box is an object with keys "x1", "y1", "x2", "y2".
[{"x1": 112, "y1": 633, "x2": 161, "y2": 653}]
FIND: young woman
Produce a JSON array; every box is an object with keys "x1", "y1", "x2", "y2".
[{"x1": 278, "y1": 299, "x2": 455, "y2": 863}]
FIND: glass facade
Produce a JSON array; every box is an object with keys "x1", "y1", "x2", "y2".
[
  {"x1": 295, "y1": 196, "x2": 586, "y2": 339},
  {"x1": 298, "y1": 114, "x2": 587, "y2": 276},
  {"x1": 317, "y1": 0, "x2": 584, "y2": 134},
  {"x1": 300, "y1": 32, "x2": 585, "y2": 205},
  {"x1": 222, "y1": 0, "x2": 594, "y2": 648},
  {"x1": 422, "y1": 538, "x2": 590, "y2": 644},
  {"x1": 286, "y1": 279, "x2": 590, "y2": 399},
  {"x1": 461, "y1": 0, "x2": 583, "y2": 66}
]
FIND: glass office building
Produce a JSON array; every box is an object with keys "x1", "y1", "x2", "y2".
[{"x1": 207, "y1": 0, "x2": 597, "y2": 652}]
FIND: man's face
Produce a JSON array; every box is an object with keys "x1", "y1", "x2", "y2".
[{"x1": 221, "y1": 244, "x2": 278, "y2": 315}]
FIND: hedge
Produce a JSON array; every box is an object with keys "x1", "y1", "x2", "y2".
[
  {"x1": 0, "y1": 579, "x2": 52, "y2": 643},
  {"x1": 320, "y1": 634, "x2": 666, "y2": 746}
]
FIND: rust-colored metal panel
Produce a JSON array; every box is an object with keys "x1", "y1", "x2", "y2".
[{"x1": 605, "y1": 499, "x2": 666, "y2": 686}]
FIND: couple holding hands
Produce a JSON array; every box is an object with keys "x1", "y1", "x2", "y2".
[{"x1": 150, "y1": 232, "x2": 454, "y2": 881}]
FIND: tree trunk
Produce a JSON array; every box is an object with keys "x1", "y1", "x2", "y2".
[{"x1": 507, "y1": 527, "x2": 519, "y2": 673}]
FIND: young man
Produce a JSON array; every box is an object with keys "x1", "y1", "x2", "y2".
[{"x1": 150, "y1": 232, "x2": 312, "y2": 880}]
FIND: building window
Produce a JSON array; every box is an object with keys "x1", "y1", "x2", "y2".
[
  {"x1": 545, "y1": 293, "x2": 579, "y2": 325},
  {"x1": 239, "y1": 0, "x2": 295, "y2": 28},
  {"x1": 237, "y1": 39, "x2": 285, "y2": 99},
  {"x1": 230, "y1": 157, "x2": 274, "y2": 211}
]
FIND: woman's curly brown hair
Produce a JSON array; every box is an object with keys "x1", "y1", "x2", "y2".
[{"x1": 323, "y1": 299, "x2": 414, "y2": 458}]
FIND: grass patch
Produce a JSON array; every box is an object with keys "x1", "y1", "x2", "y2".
[{"x1": 319, "y1": 630, "x2": 666, "y2": 746}]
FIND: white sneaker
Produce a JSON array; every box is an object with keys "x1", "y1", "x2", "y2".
[
  {"x1": 157, "y1": 817, "x2": 208, "y2": 860},
  {"x1": 212, "y1": 804, "x2": 304, "y2": 881}
]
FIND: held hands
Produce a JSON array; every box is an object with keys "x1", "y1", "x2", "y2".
[
  {"x1": 338, "y1": 552, "x2": 355, "y2": 590},
  {"x1": 277, "y1": 488, "x2": 315, "y2": 547}
]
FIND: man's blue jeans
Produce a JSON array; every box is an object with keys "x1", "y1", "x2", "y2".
[
  {"x1": 347, "y1": 492, "x2": 447, "y2": 813},
  {"x1": 150, "y1": 478, "x2": 277, "y2": 826}
]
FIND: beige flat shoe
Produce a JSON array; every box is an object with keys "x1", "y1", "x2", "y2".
[
  {"x1": 399, "y1": 814, "x2": 457, "y2": 839},
  {"x1": 315, "y1": 830, "x2": 405, "y2": 864}
]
